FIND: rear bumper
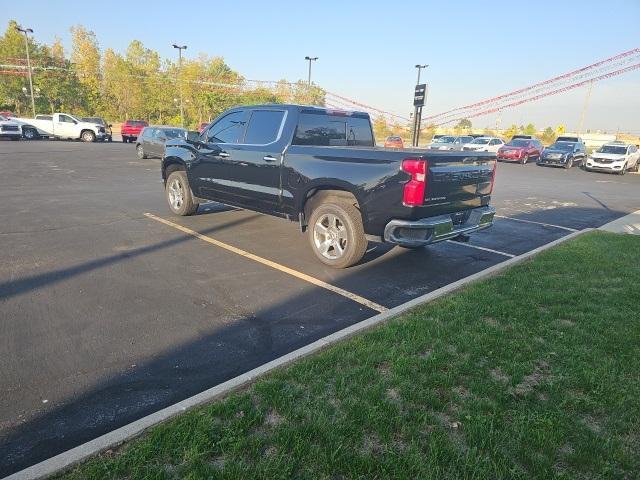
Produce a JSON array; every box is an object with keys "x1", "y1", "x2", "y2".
[
  {"x1": 0, "y1": 131, "x2": 21, "y2": 138},
  {"x1": 383, "y1": 206, "x2": 496, "y2": 247}
]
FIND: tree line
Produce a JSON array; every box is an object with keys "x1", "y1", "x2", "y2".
[{"x1": 0, "y1": 20, "x2": 325, "y2": 128}]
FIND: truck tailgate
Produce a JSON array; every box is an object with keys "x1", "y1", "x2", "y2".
[{"x1": 425, "y1": 152, "x2": 495, "y2": 206}]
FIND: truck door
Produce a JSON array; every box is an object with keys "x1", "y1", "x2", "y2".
[
  {"x1": 189, "y1": 110, "x2": 249, "y2": 204},
  {"x1": 55, "y1": 114, "x2": 79, "y2": 138},
  {"x1": 225, "y1": 109, "x2": 287, "y2": 213}
]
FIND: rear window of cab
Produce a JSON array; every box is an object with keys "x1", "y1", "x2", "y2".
[{"x1": 293, "y1": 112, "x2": 374, "y2": 147}]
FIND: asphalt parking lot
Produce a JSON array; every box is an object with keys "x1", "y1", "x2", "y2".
[{"x1": 1, "y1": 139, "x2": 639, "y2": 476}]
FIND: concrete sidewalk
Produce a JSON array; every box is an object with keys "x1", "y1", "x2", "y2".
[{"x1": 599, "y1": 210, "x2": 640, "y2": 235}]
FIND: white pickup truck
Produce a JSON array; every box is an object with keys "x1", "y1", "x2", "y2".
[{"x1": 12, "y1": 113, "x2": 107, "y2": 142}]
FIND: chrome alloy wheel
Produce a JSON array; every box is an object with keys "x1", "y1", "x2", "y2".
[
  {"x1": 313, "y1": 213, "x2": 348, "y2": 260},
  {"x1": 168, "y1": 177, "x2": 185, "y2": 210}
]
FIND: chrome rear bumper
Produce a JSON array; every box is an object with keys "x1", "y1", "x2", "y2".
[{"x1": 383, "y1": 206, "x2": 496, "y2": 247}]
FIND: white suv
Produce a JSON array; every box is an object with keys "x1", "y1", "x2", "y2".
[{"x1": 585, "y1": 142, "x2": 640, "y2": 175}]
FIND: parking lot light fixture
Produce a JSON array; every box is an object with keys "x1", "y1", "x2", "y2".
[
  {"x1": 16, "y1": 25, "x2": 36, "y2": 118},
  {"x1": 305, "y1": 56, "x2": 318, "y2": 86},
  {"x1": 172, "y1": 44, "x2": 187, "y2": 127}
]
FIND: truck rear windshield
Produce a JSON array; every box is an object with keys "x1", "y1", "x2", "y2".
[{"x1": 293, "y1": 113, "x2": 374, "y2": 147}]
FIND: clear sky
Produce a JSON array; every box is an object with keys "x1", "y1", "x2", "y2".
[{"x1": 3, "y1": 0, "x2": 639, "y2": 132}]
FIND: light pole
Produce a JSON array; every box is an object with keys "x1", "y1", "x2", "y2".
[
  {"x1": 305, "y1": 56, "x2": 318, "y2": 86},
  {"x1": 412, "y1": 64, "x2": 428, "y2": 146},
  {"x1": 172, "y1": 44, "x2": 187, "y2": 127},
  {"x1": 16, "y1": 25, "x2": 36, "y2": 117}
]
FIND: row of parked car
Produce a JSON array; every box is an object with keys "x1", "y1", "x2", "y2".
[{"x1": 383, "y1": 133, "x2": 640, "y2": 174}]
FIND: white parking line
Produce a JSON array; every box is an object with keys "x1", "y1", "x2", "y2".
[
  {"x1": 144, "y1": 213, "x2": 388, "y2": 313},
  {"x1": 495, "y1": 215, "x2": 578, "y2": 232},
  {"x1": 445, "y1": 240, "x2": 516, "y2": 258}
]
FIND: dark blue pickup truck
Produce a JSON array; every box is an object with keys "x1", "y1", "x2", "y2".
[{"x1": 161, "y1": 104, "x2": 496, "y2": 267}]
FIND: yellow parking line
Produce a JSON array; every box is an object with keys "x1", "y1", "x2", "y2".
[{"x1": 144, "y1": 213, "x2": 388, "y2": 313}]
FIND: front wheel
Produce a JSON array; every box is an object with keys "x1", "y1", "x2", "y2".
[
  {"x1": 165, "y1": 171, "x2": 198, "y2": 216},
  {"x1": 136, "y1": 144, "x2": 147, "y2": 159},
  {"x1": 520, "y1": 155, "x2": 529, "y2": 165},
  {"x1": 81, "y1": 130, "x2": 96, "y2": 142},
  {"x1": 564, "y1": 157, "x2": 573, "y2": 169},
  {"x1": 122, "y1": 136, "x2": 128, "y2": 143},
  {"x1": 308, "y1": 200, "x2": 367, "y2": 268},
  {"x1": 619, "y1": 163, "x2": 627, "y2": 175}
]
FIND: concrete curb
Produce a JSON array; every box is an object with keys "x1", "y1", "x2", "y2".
[
  {"x1": 598, "y1": 209, "x2": 640, "y2": 235},
  {"x1": 4, "y1": 228, "x2": 593, "y2": 480}
]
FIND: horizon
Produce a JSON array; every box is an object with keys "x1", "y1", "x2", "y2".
[{"x1": 2, "y1": 0, "x2": 639, "y2": 132}]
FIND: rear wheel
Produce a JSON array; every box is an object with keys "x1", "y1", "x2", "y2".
[
  {"x1": 619, "y1": 163, "x2": 627, "y2": 175},
  {"x1": 165, "y1": 171, "x2": 198, "y2": 216},
  {"x1": 23, "y1": 127, "x2": 37, "y2": 140},
  {"x1": 308, "y1": 199, "x2": 367, "y2": 268}
]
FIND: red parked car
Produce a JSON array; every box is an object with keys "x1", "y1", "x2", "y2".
[
  {"x1": 198, "y1": 122, "x2": 209, "y2": 133},
  {"x1": 121, "y1": 120, "x2": 148, "y2": 143},
  {"x1": 384, "y1": 135, "x2": 404, "y2": 149},
  {"x1": 497, "y1": 138, "x2": 544, "y2": 164}
]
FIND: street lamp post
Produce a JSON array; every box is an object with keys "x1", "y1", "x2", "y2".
[
  {"x1": 172, "y1": 44, "x2": 187, "y2": 127},
  {"x1": 412, "y1": 64, "x2": 428, "y2": 147},
  {"x1": 16, "y1": 25, "x2": 36, "y2": 118},
  {"x1": 304, "y1": 56, "x2": 318, "y2": 86}
]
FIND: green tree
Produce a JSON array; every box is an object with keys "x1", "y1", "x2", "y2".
[
  {"x1": 542, "y1": 126, "x2": 555, "y2": 143},
  {"x1": 70, "y1": 25, "x2": 101, "y2": 114},
  {"x1": 523, "y1": 123, "x2": 536, "y2": 135},
  {"x1": 455, "y1": 118, "x2": 472, "y2": 130},
  {"x1": 372, "y1": 115, "x2": 391, "y2": 140},
  {"x1": 504, "y1": 124, "x2": 519, "y2": 139}
]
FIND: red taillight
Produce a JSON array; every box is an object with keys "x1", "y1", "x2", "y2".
[
  {"x1": 402, "y1": 158, "x2": 427, "y2": 206},
  {"x1": 489, "y1": 160, "x2": 497, "y2": 194}
]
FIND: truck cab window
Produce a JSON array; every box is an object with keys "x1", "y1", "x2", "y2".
[
  {"x1": 206, "y1": 111, "x2": 248, "y2": 144},
  {"x1": 293, "y1": 114, "x2": 346, "y2": 146},
  {"x1": 59, "y1": 115, "x2": 75, "y2": 123},
  {"x1": 244, "y1": 110, "x2": 285, "y2": 145},
  {"x1": 346, "y1": 117, "x2": 374, "y2": 146}
]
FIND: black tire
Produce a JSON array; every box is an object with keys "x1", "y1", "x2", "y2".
[
  {"x1": 107, "y1": 136, "x2": 113, "y2": 142},
  {"x1": 307, "y1": 199, "x2": 367, "y2": 268},
  {"x1": 136, "y1": 144, "x2": 147, "y2": 159},
  {"x1": 632, "y1": 160, "x2": 640, "y2": 173},
  {"x1": 520, "y1": 155, "x2": 529, "y2": 165},
  {"x1": 564, "y1": 157, "x2": 573, "y2": 169},
  {"x1": 23, "y1": 127, "x2": 37, "y2": 140},
  {"x1": 81, "y1": 130, "x2": 96, "y2": 142},
  {"x1": 165, "y1": 171, "x2": 198, "y2": 216},
  {"x1": 619, "y1": 163, "x2": 627, "y2": 175},
  {"x1": 122, "y1": 136, "x2": 128, "y2": 143}
]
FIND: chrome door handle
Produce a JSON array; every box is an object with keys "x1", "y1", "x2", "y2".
[
  {"x1": 263, "y1": 155, "x2": 277, "y2": 162},
  {"x1": 218, "y1": 152, "x2": 230, "y2": 158}
]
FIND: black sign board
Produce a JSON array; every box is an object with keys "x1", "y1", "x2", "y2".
[{"x1": 414, "y1": 83, "x2": 427, "y2": 107}]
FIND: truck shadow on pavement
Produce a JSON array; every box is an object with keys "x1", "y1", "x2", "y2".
[{"x1": 0, "y1": 205, "x2": 629, "y2": 476}]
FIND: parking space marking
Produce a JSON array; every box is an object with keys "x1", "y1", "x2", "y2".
[
  {"x1": 144, "y1": 213, "x2": 388, "y2": 313},
  {"x1": 445, "y1": 240, "x2": 516, "y2": 258},
  {"x1": 495, "y1": 214, "x2": 578, "y2": 232}
]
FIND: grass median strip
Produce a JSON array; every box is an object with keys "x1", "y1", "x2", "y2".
[{"x1": 60, "y1": 231, "x2": 639, "y2": 479}]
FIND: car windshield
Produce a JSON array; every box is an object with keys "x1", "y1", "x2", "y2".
[
  {"x1": 549, "y1": 142, "x2": 575, "y2": 151},
  {"x1": 598, "y1": 145, "x2": 627, "y2": 155},
  {"x1": 162, "y1": 129, "x2": 186, "y2": 139},
  {"x1": 387, "y1": 136, "x2": 401, "y2": 141},
  {"x1": 129, "y1": 121, "x2": 147, "y2": 126},
  {"x1": 471, "y1": 138, "x2": 490, "y2": 145},
  {"x1": 506, "y1": 139, "x2": 529, "y2": 147},
  {"x1": 434, "y1": 136, "x2": 456, "y2": 144},
  {"x1": 458, "y1": 136, "x2": 473, "y2": 143},
  {"x1": 82, "y1": 117, "x2": 104, "y2": 125}
]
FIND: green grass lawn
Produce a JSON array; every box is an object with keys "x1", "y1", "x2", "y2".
[{"x1": 61, "y1": 232, "x2": 640, "y2": 479}]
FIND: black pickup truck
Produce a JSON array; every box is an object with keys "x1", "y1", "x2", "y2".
[{"x1": 161, "y1": 105, "x2": 496, "y2": 268}]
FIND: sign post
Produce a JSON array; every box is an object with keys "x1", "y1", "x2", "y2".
[{"x1": 412, "y1": 83, "x2": 427, "y2": 147}]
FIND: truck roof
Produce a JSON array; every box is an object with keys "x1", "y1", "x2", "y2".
[{"x1": 233, "y1": 104, "x2": 370, "y2": 119}]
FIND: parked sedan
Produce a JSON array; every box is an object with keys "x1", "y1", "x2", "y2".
[
  {"x1": 538, "y1": 141, "x2": 586, "y2": 169},
  {"x1": 585, "y1": 142, "x2": 640, "y2": 174},
  {"x1": 427, "y1": 135, "x2": 474, "y2": 151},
  {"x1": 136, "y1": 126, "x2": 187, "y2": 159},
  {"x1": 384, "y1": 135, "x2": 404, "y2": 148},
  {"x1": 497, "y1": 139, "x2": 544, "y2": 164},
  {"x1": 462, "y1": 137, "x2": 504, "y2": 152}
]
